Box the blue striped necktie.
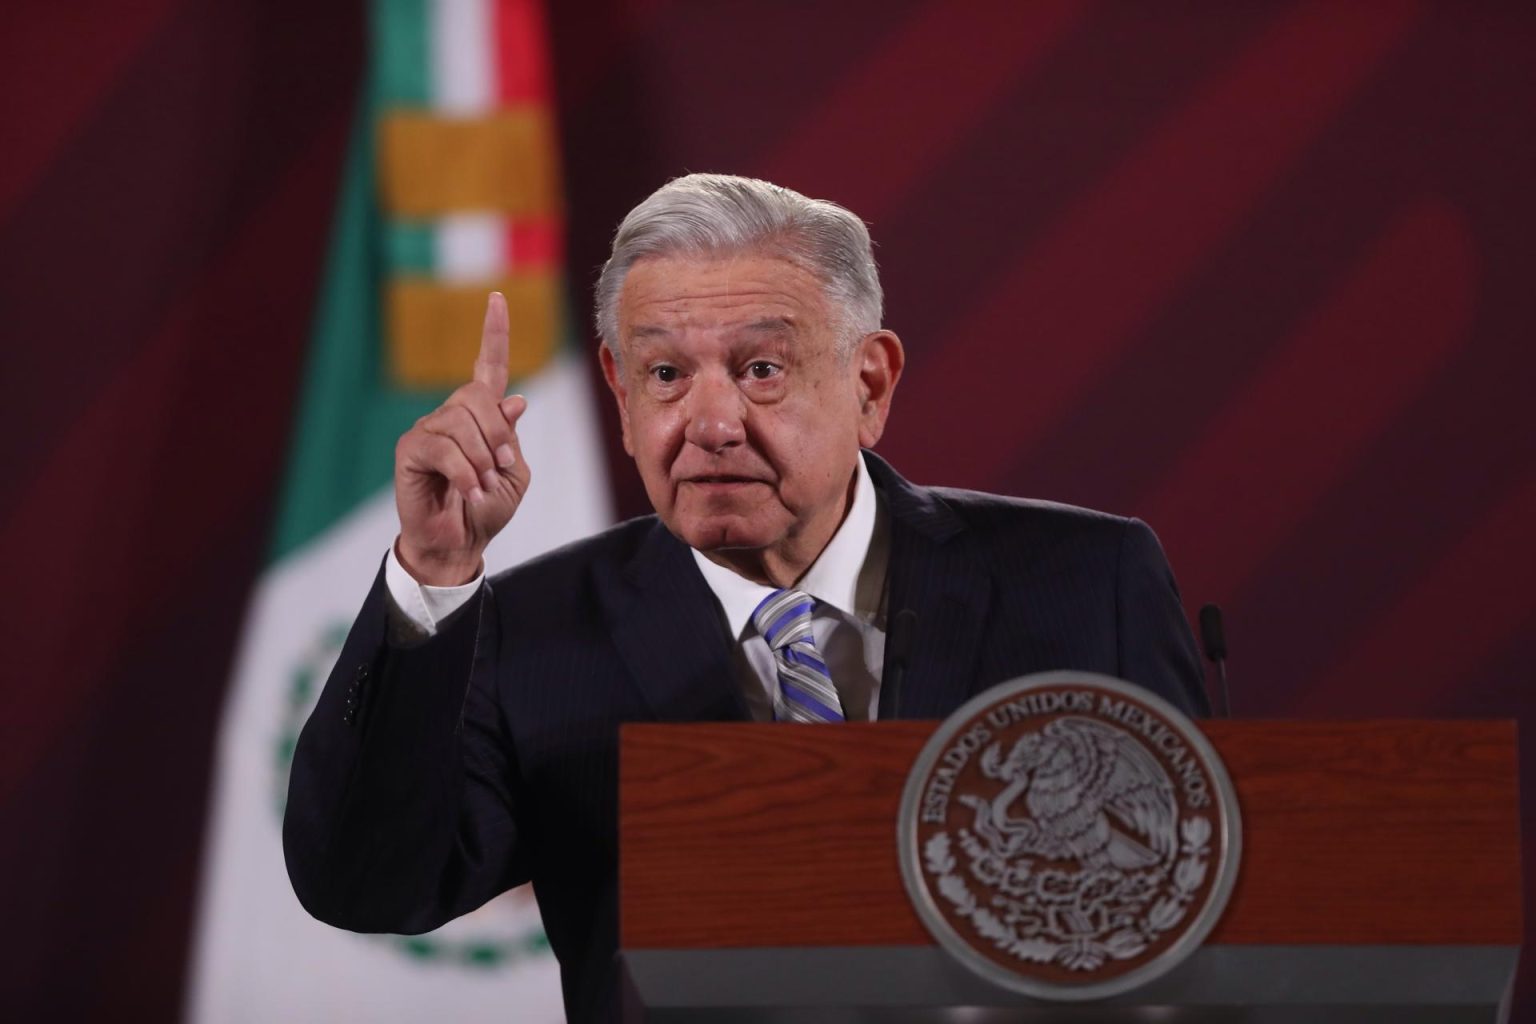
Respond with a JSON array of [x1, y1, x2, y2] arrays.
[[752, 588, 845, 723]]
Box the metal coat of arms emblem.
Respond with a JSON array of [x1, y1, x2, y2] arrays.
[[897, 672, 1241, 1000]]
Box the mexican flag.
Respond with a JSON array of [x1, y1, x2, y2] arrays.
[[186, 1, 606, 1019]]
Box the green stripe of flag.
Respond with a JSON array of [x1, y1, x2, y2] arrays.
[[385, 220, 436, 275], [373, 0, 431, 107]]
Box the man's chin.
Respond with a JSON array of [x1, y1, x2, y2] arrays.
[[668, 514, 779, 554]]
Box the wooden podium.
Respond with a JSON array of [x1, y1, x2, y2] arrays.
[[619, 720, 1521, 1022]]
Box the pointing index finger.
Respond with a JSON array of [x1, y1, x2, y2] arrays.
[[473, 291, 510, 396]]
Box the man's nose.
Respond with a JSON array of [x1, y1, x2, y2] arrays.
[[683, 371, 746, 453]]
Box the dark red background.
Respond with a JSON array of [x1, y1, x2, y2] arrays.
[[2, 1, 1530, 1018]]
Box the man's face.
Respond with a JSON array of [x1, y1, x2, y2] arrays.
[[599, 252, 901, 583]]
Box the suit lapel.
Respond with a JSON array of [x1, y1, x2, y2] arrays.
[[598, 520, 748, 723], [868, 454, 992, 720]]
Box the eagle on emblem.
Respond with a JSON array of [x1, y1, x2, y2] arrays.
[[959, 717, 1177, 872]]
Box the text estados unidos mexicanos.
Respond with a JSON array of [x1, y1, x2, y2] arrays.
[[920, 690, 1210, 825]]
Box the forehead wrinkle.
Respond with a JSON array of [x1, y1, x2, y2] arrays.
[[619, 255, 830, 350]]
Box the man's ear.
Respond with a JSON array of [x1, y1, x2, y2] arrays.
[[855, 330, 904, 448], [598, 342, 635, 456]]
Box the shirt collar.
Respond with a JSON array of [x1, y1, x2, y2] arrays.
[[691, 451, 880, 640]]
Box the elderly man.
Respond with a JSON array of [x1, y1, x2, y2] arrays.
[[284, 174, 1206, 1020]]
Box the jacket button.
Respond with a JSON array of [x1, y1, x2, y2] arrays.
[[344, 664, 368, 725]]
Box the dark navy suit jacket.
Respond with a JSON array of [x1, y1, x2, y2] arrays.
[[283, 453, 1207, 1021]]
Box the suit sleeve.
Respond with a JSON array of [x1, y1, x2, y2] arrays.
[[1114, 518, 1211, 717], [282, 561, 527, 934]]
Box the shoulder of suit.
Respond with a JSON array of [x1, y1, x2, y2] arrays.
[[485, 515, 662, 593], [916, 484, 1145, 552], [924, 484, 1132, 530], [868, 453, 1140, 546]]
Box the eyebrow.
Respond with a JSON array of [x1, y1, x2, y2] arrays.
[[628, 324, 674, 340], [734, 317, 797, 337]]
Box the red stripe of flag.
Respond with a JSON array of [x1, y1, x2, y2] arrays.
[[494, 0, 553, 105], [504, 216, 564, 270]]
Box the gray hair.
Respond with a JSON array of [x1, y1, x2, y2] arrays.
[[593, 173, 883, 357]]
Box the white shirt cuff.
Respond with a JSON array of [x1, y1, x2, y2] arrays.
[[384, 542, 484, 638]]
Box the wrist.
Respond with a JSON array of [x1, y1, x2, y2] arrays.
[[395, 536, 483, 587]]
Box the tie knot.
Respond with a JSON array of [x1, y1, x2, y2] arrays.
[[752, 588, 814, 651]]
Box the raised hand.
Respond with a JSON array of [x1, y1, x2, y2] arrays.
[[394, 293, 532, 585]]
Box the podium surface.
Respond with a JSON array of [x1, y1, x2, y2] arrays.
[[620, 720, 1520, 1021]]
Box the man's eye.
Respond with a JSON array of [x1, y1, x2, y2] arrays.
[[650, 365, 680, 383], [745, 362, 780, 380]]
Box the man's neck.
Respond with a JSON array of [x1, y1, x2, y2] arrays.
[[699, 466, 860, 588]]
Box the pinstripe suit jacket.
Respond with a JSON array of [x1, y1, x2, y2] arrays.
[[283, 453, 1206, 1020]]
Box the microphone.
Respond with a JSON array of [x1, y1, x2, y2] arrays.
[[1198, 603, 1231, 718], [882, 609, 918, 720]]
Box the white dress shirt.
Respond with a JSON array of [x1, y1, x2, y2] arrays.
[[383, 452, 892, 720]]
